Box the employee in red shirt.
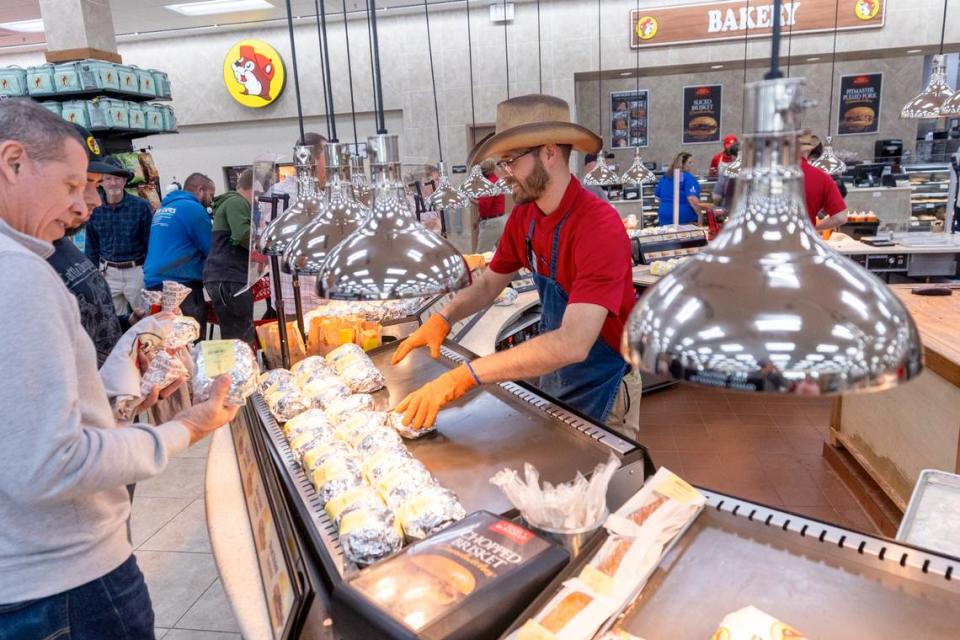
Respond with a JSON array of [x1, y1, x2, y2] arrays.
[[799, 132, 848, 231], [474, 159, 507, 252], [391, 94, 636, 431], [709, 134, 739, 177]]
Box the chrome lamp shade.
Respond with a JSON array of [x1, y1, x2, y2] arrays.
[[722, 153, 743, 178], [901, 55, 955, 119], [620, 147, 656, 186], [810, 136, 847, 176], [623, 77, 923, 395], [582, 152, 620, 186], [459, 164, 498, 200], [258, 144, 326, 256], [428, 162, 469, 209]]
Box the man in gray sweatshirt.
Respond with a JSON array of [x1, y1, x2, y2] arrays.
[[0, 99, 240, 639]]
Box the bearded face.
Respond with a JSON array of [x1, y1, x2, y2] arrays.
[[505, 155, 551, 204]]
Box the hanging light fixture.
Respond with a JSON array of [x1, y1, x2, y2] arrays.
[[583, 0, 617, 187], [902, 0, 953, 118], [723, 0, 752, 180], [623, 0, 923, 395], [457, 0, 497, 201], [620, 0, 653, 188], [810, 0, 846, 175], [283, 142, 369, 275], [316, 1, 469, 301], [420, 0, 469, 212]]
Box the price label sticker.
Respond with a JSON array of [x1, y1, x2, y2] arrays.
[[655, 473, 702, 504], [201, 340, 236, 378]]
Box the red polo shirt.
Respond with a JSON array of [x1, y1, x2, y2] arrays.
[[477, 172, 505, 219], [801, 158, 847, 226], [489, 176, 636, 351]]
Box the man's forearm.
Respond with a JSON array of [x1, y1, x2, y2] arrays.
[[469, 327, 584, 384], [440, 269, 513, 324], [816, 210, 848, 231]]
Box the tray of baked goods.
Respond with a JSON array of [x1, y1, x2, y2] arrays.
[[247, 338, 648, 583]]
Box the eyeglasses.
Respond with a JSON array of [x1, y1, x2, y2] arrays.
[[495, 146, 541, 172]]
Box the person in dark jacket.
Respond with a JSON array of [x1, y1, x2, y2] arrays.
[[143, 173, 214, 335], [203, 169, 255, 343]]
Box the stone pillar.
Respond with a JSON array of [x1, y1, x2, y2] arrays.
[[39, 0, 121, 63]]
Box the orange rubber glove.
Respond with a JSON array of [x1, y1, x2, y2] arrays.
[[396, 363, 479, 430], [464, 254, 486, 271], [391, 313, 450, 364]]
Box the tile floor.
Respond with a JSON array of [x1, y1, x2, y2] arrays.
[[130, 436, 243, 640], [636, 384, 879, 535]]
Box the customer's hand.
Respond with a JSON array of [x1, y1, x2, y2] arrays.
[[390, 314, 451, 364], [175, 375, 240, 444], [134, 374, 187, 414]]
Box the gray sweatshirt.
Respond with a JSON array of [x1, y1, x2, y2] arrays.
[[0, 218, 191, 604]]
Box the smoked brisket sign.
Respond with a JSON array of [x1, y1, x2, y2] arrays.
[[631, 0, 885, 49]]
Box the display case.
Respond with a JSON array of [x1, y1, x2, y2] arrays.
[[630, 225, 708, 265], [904, 163, 950, 231]]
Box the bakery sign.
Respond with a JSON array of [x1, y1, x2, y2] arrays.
[[222, 39, 286, 108], [631, 0, 885, 48]]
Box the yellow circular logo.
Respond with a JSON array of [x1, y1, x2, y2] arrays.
[[86, 135, 100, 156], [223, 39, 286, 108], [854, 0, 880, 20], [636, 16, 659, 40]]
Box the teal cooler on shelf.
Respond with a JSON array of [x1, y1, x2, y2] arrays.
[[159, 104, 177, 131], [40, 101, 62, 117], [87, 60, 120, 91], [85, 98, 108, 130], [0, 67, 28, 96], [52, 62, 88, 93], [26, 65, 56, 96], [143, 103, 164, 131], [61, 100, 91, 128], [151, 69, 172, 99], [128, 103, 146, 130], [100, 97, 130, 129], [116, 65, 138, 95], [131, 66, 156, 97]]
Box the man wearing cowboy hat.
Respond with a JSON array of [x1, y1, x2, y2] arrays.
[[392, 94, 637, 435]]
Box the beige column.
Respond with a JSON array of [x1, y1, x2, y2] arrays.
[[39, 0, 120, 63]]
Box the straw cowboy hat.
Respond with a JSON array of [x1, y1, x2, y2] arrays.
[[467, 94, 602, 167]]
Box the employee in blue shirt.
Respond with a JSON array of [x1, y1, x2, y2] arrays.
[[654, 152, 704, 226], [143, 172, 214, 336]]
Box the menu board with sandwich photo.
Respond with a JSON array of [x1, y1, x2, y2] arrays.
[[611, 89, 649, 149], [838, 72, 882, 136], [682, 84, 722, 144]]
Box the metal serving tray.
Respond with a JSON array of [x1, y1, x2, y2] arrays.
[[253, 340, 646, 582], [605, 491, 960, 639], [898, 469, 960, 560]]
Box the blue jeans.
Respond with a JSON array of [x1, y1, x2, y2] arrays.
[[0, 555, 154, 640]]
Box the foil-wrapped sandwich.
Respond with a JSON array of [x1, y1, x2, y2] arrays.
[[374, 459, 437, 508], [339, 506, 404, 565], [396, 486, 466, 540], [325, 394, 375, 424], [258, 369, 294, 395], [336, 411, 387, 447], [281, 408, 335, 440], [161, 281, 192, 312], [291, 355, 333, 383], [387, 410, 436, 440], [310, 455, 365, 505], [288, 429, 335, 459], [140, 350, 189, 398], [326, 343, 366, 369], [325, 486, 385, 526], [301, 440, 354, 473], [300, 372, 352, 409], [353, 427, 404, 458], [264, 383, 310, 422], [337, 358, 386, 394], [362, 446, 414, 484], [164, 316, 200, 349], [192, 340, 258, 406]]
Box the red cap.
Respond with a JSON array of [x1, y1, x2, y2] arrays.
[[723, 134, 738, 149]]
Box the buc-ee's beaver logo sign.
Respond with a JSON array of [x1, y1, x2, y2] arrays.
[[854, 0, 880, 20], [223, 40, 286, 108], [635, 16, 658, 41]]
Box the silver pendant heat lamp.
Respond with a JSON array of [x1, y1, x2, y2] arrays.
[[258, 144, 327, 257], [428, 162, 469, 209], [283, 142, 369, 275], [901, 55, 955, 119], [810, 136, 847, 176], [620, 147, 656, 186], [583, 152, 619, 186], [624, 77, 922, 395], [722, 153, 743, 178], [459, 164, 498, 200], [316, 134, 471, 300], [938, 81, 960, 117]]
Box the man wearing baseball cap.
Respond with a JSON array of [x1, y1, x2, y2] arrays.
[[709, 134, 739, 177], [391, 94, 639, 437], [46, 124, 130, 367]]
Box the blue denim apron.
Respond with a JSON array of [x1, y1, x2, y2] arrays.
[[527, 212, 628, 422]]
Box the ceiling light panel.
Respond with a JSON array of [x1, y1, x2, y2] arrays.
[[0, 19, 44, 33], [165, 0, 274, 16]]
